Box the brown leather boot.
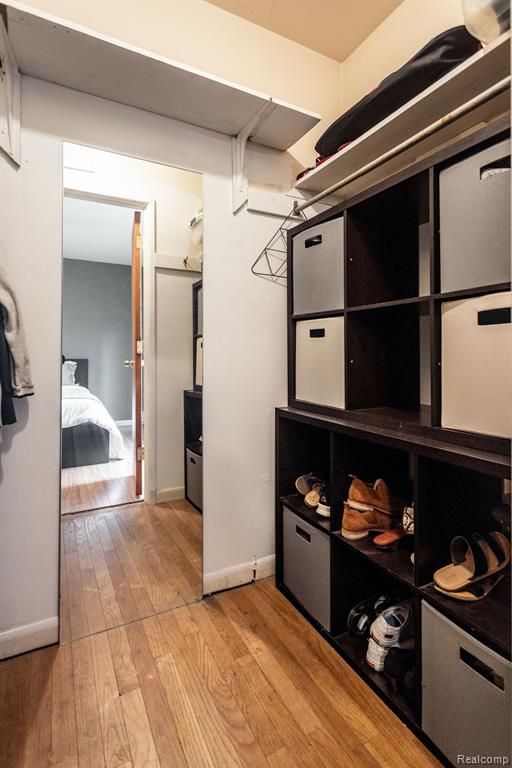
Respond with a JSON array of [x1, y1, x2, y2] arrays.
[[341, 502, 395, 540], [347, 475, 402, 515]]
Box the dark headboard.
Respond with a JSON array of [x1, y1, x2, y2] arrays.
[[63, 357, 88, 388]]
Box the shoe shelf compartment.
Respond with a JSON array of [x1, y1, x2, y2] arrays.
[[330, 545, 419, 725], [275, 407, 511, 748], [287, 120, 511, 458]]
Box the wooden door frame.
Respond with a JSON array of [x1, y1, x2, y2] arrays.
[[62, 188, 157, 504]]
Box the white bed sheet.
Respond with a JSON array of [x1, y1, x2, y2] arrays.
[[62, 385, 127, 460]]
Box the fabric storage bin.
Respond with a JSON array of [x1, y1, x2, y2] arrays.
[[422, 602, 511, 764], [292, 217, 344, 316], [440, 138, 511, 293], [441, 292, 512, 438], [282, 506, 331, 630], [186, 448, 202, 510], [295, 317, 345, 408], [195, 336, 203, 387]]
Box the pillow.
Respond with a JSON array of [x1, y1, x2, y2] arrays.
[[62, 360, 77, 385]]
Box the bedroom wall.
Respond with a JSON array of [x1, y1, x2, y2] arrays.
[[62, 258, 132, 421], [0, 75, 287, 657], [341, 0, 465, 110], [16, 0, 343, 167]]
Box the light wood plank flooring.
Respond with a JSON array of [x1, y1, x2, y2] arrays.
[[61, 427, 140, 515], [60, 500, 203, 643], [0, 577, 440, 768]]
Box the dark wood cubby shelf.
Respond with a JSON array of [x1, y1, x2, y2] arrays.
[[280, 494, 331, 533], [277, 116, 511, 766], [332, 531, 415, 588], [331, 632, 417, 724]]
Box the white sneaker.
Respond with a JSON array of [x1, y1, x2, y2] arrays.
[[366, 637, 389, 671], [370, 604, 410, 648]]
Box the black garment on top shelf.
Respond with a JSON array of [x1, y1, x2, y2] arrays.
[[0, 304, 16, 426]]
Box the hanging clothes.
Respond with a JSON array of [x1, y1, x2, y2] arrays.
[[0, 304, 16, 426], [0, 263, 34, 397]]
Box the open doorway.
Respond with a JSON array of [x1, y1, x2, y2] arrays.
[[60, 197, 143, 514], [59, 143, 204, 643]]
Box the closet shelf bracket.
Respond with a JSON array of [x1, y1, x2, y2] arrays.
[[0, 13, 21, 166], [231, 100, 276, 214]]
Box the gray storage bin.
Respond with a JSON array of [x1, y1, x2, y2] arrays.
[[440, 138, 511, 293], [422, 602, 511, 765], [292, 217, 344, 316], [186, 448, 202, 510], [283, 506, 331, 630], [295, 317, 345, 409]]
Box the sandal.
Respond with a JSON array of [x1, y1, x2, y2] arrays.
[[434, 572, 505, 602], [433, 531, 510, 592]]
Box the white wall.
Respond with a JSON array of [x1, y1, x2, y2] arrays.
[[0, 75, 287, 656], [341, 0, 465, 110], [62, 144, 203, 497]]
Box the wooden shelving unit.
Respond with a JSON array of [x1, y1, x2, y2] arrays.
[[276, 116, 511, 765], [295, 33, 510, 200]]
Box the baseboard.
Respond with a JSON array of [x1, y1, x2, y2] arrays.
[[0, 616, 59, 660], [203, 553, 276, 596], [115, 419, 132, 427], [155, 486, 185, 503]]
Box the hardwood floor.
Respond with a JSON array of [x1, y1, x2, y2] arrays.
[[60, 500, 203, 643], [61, 427, 140, 515], [0, 577, 440, 768]]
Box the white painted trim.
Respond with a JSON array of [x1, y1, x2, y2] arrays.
[[0, 14, 21, 165], [255, 554, 275, 580], [0, 616, 58, 659], [155, 486, 185, 504], [142, 200, 157, 506], [203, 553, 275, 595], [115, 419, 132, 427]]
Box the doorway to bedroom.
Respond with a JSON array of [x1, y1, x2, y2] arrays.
[[60, 196, 143, 514]]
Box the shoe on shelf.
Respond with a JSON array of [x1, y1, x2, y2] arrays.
[[402, 504, 415, 534], [372, 528, 407, 550], [370, 604, 411, 648], [295, 472, 324, 496], [347, 475, 403, 515], [341, 503, 395, 540], [347, 593, 396, 637], [304, 483, 326, 508], [316, 498, 331, 518], [366, 637, 389, 671]]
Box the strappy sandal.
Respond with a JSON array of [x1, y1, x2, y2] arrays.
[[433, 531, 510, 592], [434, 572, 505, 602], [304, 483, 326, 508]]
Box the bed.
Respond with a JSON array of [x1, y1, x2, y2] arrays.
[[61, 358, 127, 469]]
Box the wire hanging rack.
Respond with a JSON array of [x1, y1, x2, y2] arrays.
[[250, 206, 309, 285]]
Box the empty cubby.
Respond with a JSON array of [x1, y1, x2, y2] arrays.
[[346, 171, 430, 307], [346, 302, 431, 416]]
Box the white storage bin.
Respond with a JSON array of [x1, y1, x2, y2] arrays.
[[442, 292, 511, 438], [295, 317, 345, 408], [422, 602, 511, 765], [440, 139, 511, 293], [195, 336, 203, 387], [292, 217, 344, 316]]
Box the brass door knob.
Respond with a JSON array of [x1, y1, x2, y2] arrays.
[[124, 360, 135, 368]]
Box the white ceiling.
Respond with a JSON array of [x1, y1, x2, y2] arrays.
[[206, 0, 402, 62], [63, 197, 136, 266]]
